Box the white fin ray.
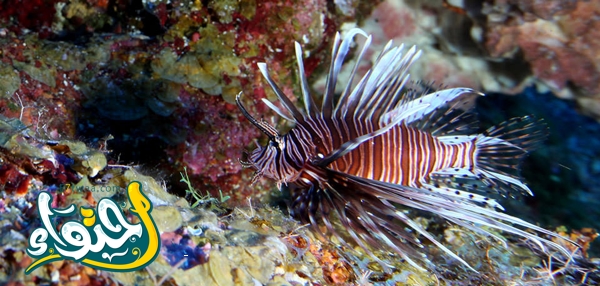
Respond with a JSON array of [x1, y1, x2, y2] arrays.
[[257, 63, 304, 122], [355, 45, 421, 121], [388, 185, 574, 258], [322, 29, 369, 115], [476, 135, 523, 150], [333, 35, 372, 117], [294, 42, 318, 116], [356, 44, 402, 109], [361, 70, 411, 122], [342, 42, 391, 117], [421, 183, 504, 210], [393, 209, 476, 272], [261, 98, 294, 122], [477, 169, 533, 196], [382, 88, 482, 125], [354, 45, 404, 119]]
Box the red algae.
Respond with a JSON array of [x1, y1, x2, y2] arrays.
[[0, 0, 57, 35], [0, 163, 31, 195], [168, 87, 261, 182]]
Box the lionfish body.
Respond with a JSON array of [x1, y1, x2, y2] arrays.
[[237, 28, 576, 270]]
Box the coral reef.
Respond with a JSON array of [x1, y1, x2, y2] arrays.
[[478, 1, 600, 115], [0, 0, 599, 284], [351, 0, 600, 121]]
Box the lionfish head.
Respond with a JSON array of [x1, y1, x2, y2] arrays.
[[235, 93, 298, 184]]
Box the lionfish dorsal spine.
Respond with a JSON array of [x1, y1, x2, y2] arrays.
[[260, 98, 294, 122], [333, 35, 372, 117], [320, 32, 341, 117], [257, 63, 303, 123], [294, 42, 319, 117]]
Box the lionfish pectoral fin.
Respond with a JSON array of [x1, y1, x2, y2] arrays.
[[314, 105, 426, 167], [326, 168, 577, 270], [317, 184, 401, 271], [312, 171, 427, 270], [320, 169, 472, 271], [288, 165, 427, 270]]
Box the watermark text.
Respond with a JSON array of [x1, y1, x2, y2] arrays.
[[57, 184, 121, 193]]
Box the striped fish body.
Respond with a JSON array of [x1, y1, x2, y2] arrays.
[[237, 28, 577, 271], [290, 114, 497, 208], [320, 122, 475, 187]]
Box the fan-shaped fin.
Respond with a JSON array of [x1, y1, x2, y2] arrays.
[[409, 94, 480, 136], [382, 88, 482, 126]]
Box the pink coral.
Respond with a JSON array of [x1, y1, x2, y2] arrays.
[[167, 87, 261, 183], [483, 1, 600, 115]]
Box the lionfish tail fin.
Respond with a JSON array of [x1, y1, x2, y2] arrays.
[[478, 115, 547, 152], [474, 116, 548, 197]]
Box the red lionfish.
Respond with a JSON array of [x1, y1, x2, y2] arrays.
[[236, 28, 577, 270]]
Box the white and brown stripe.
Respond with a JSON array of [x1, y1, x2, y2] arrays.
[[292, 118, 477, 188]]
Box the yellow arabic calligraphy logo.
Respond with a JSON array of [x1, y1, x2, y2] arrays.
[[25, 181, 161, 274]]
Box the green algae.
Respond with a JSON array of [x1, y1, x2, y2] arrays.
[[12, 60, 56, 88], [63, 0, 113, 31], [151, 24, 242, 101], [76, 151, 107, 177], [57, 139, 88, 155], [0, 62, 20, 99], [0, 116, 54, 160], [151, 205, 184, 233], [208, 0, 239, 23], [15, 35, 111, 73], [152, 48, 222, 93], [239, 0, 257, 19]]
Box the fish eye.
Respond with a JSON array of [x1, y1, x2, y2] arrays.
[[269, 140, 279, 149]]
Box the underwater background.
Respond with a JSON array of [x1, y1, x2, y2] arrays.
[[0, 0, 599, 284]]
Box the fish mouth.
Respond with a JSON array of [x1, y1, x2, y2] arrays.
[[238, 150, 255, 169]]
